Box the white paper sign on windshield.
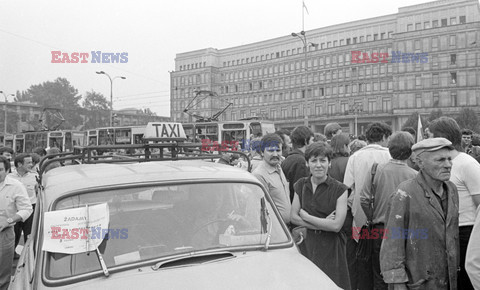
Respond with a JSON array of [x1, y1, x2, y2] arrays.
[[42, 203, 110, 254]]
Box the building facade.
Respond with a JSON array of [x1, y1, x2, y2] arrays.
[[170, 0, 480, 134]]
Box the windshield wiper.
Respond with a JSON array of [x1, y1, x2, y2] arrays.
[[151, 252, 235, 271], [85, 204, 110, 277]]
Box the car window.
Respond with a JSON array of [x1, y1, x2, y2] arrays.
[[45, 182, 288, 279]]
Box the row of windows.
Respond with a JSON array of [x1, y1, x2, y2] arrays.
[[219, 78, 394, 98], [177, 17, 467, 73], [397, 31, 477, 52], [398, 71, 480, 88], [225, 98, 393, 121], [219, 15, 468, 68], [406, 15, 466, 31], [397, 90, 477, 109], [219, 32, 396, 68], [217, 49, 476, 83], [172, 64, 478, 103], [179, 61, 207, 71]]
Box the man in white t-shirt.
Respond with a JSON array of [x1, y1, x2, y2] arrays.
[[429, 117, 480, 290], [344, 122, 392, 290]]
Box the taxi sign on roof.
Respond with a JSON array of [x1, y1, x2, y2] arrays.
[[144, 122, 187, 141]]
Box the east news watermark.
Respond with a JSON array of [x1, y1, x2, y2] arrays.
[[201, 139, 281, 152], [51, 51, 128, 63], [51, 227, 128, 240], [352, 227, 428, 240], [351, 51, 429, 64]]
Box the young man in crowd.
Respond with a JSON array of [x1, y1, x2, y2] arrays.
[[281, 126, 314, 203], [344, 122, 392, 290], [0, 156, 32, 290], [9, 154, 37, 253], [360, 131, 417, 289], [252, 133, 291, 225]]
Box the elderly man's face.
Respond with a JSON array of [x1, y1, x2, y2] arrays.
[[418, 148, 453, 181]]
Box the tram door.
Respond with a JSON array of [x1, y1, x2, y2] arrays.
[[48, 132, 64, 151], [14, 134, 25, 153]]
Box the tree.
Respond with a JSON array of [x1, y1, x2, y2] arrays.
[[455, 108, 480, 132], [401, 112, 426, 132], [83, 90, 110, 110], [0, 108, 21, 133], [21, 77, 83, 129], [82, 91, 110, 129], [427, 109, 443, 122]]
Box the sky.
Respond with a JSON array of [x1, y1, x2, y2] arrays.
[[0, 0, 436, 117]]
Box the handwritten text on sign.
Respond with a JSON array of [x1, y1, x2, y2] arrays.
[[42, 203, 110, 254]]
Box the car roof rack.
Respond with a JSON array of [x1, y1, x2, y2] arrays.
[[37, 142, 252, 184]]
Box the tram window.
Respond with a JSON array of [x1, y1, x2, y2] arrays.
[[99, 130, 114, 145], [134, 134, 143, 144], [250, 122, 263, 137], [115, 129, 131, 144], [88, 136, 97, 146]]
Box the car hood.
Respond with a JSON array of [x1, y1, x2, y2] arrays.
[[44, 249, 340, 290]]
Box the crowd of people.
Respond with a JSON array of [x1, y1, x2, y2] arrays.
[[2, 118, 480, 289], [247, 117, 480, 290], [0, 145, 59, 290]]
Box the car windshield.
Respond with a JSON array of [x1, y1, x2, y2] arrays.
[[46, 182, 289, 279]]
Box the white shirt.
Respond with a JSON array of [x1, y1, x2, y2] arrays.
[[466, 207, 480, 289], [344, 144, 391, 229], [9, 170, 38, 205], [450, 152, 480, 226], [0, 175, 33, 222]]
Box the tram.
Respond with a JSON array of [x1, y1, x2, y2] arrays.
[[88, 126, 146, 146], [17, 130, 86, 153], [183, 119, 275, 150]]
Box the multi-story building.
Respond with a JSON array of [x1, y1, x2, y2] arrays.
[[170, 0, 480, 134]]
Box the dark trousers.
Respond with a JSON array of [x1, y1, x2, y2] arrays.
[[372, 224, 388, 290], [459, 225, 474, 290], [357, 255, 373, 290], [344, 207, 373, 290], [344, 209, 358, 289], [0, 227, 14, 290], [14, 203, 35, 248]]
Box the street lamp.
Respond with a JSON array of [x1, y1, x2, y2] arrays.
[[96, 71, 126, 127], [291, 31, 317, 127], [0, 91, 15, 141], [348, 103, 364, 137]]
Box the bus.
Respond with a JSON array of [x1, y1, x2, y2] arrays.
[[91, 126, 146, 146], [183, 119, 276, 150]]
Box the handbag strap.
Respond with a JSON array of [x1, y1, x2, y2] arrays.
[[367, 163, 379, 223]]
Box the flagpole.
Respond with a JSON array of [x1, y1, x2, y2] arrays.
[[416, 114, 423, 143], [302, 0, 305, 31]]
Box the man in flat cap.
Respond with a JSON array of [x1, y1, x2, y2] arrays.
[[380, 138, 459, 290]]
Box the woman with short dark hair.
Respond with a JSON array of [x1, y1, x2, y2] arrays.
[[290, 142, 350, 290]]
